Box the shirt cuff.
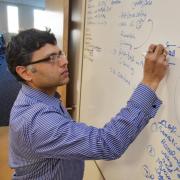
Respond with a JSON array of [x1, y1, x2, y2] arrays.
[[129, 83, 162, 117]]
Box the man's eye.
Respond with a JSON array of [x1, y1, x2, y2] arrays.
[[49, 55, 55, 60]]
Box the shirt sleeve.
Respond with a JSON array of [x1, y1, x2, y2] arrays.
[[30, 83, 162, 160]]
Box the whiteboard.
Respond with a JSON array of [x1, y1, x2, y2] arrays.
[[79, 0, 180, 179]]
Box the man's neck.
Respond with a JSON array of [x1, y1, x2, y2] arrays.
[[26, 82, 57, 96]]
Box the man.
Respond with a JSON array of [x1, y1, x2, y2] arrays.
[[6, 28, 168, 180]]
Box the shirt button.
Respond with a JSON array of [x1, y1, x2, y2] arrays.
[[152, 105, 157, 108]]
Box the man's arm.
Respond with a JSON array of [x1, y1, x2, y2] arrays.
[[29, 44, 168, 160]]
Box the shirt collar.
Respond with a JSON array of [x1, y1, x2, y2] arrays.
[[21, 84, 61, 108]]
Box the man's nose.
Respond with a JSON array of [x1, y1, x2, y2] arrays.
[[59, 56, 68, 66]]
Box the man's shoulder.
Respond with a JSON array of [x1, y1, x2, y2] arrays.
[[10, 90, 49, 126]]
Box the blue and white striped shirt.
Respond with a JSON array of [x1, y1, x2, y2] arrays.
[[9, 83, 161, 180]]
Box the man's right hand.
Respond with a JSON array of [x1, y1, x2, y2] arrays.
[[142, 44, 169, 91]]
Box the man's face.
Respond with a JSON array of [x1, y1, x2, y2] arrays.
[[27, 43, 69, 93]]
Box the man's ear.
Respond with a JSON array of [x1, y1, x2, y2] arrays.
[[16, 66, 33, 82]]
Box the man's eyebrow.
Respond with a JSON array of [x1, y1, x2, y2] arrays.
[[45, 50, 62, 57]]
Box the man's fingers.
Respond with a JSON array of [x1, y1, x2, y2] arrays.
[[147, 44, 156, 53], [154, 44, 165, 56], [163, 49, 168, 57], [146, 44, 168, 65]]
